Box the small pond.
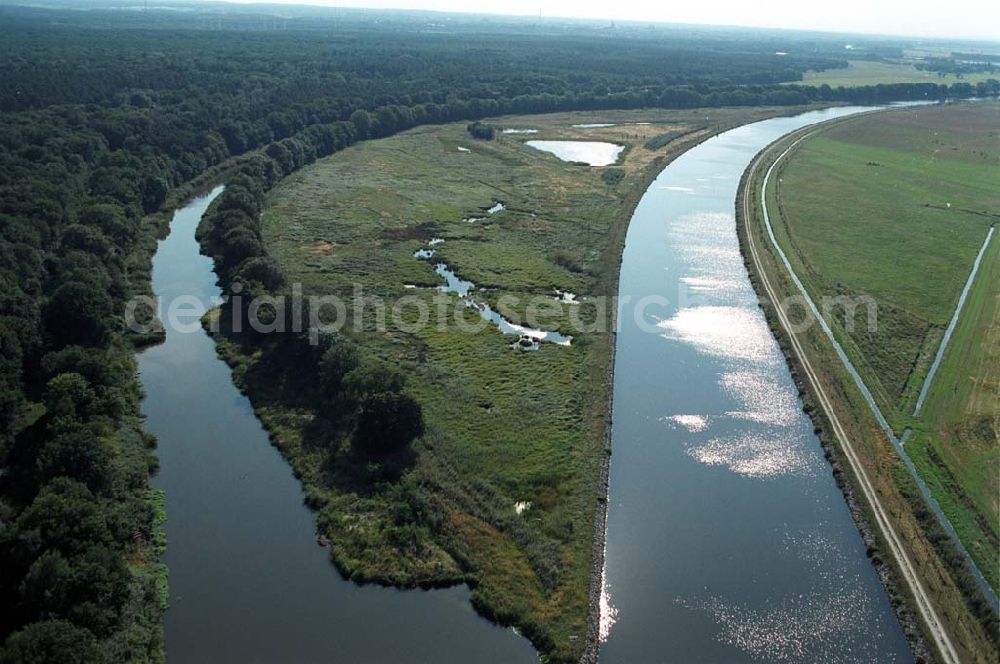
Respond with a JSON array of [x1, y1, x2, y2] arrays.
[[526, 140, 625, 166]]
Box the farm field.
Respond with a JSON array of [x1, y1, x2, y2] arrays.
[[907, 234, 999, 594], [794, 59, 1000, 86], [767, 101, 1000, 592], [218, 105, 801, 661]]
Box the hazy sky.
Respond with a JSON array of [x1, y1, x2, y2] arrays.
[[227, 0, 1000, 41]]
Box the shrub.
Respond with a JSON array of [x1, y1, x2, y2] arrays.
[[319, 338, 360, 399], [644, 130, 686, 150], [466, 121, 496, 140], [601, 168, 625, 186], [35, 428, 114, 495], [342, 358, 405, 403], [0, 619, 100, 664], [353, 392, 424, 455]]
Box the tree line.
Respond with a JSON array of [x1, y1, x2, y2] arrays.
[[197, 170, 425, 459]]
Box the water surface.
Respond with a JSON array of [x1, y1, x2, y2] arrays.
[[526, 140, 624, 166], [139, 187, 538, 663], [601, 107, 911, 662]]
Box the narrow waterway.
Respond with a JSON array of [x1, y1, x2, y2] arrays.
[[138, 187, 537, 662], [601, 107, 912, 662], [412, 238, 572, 348]]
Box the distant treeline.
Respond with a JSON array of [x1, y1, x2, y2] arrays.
[[917, 56, 999, 76], [951, 52, 1000, 64], [0, 6, 998, 659]]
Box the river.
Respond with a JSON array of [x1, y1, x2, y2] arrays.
[[138, 187, 537, 662], [600, 107, 912, 662], [140, 107, 916, 663]]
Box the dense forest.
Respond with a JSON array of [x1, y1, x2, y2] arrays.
[[0, 3, 997, 660]]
